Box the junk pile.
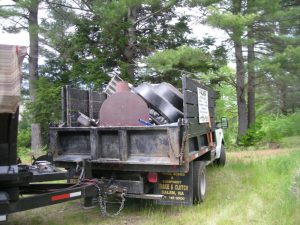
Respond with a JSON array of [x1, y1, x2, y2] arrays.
[[76, 75, 184, 127]]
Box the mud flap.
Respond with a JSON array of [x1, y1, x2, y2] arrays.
[[0, 192, 9, 224], [155, 163, 193, 205]]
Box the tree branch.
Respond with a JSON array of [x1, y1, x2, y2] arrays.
[[79, 0, 94, 13], [45, 0, 90, 12], [134, 3, 173, 25], [6, 17, 27, 29], [0, 5, 16, 7]]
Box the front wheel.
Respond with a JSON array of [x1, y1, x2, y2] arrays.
[[215, 144, 226, 167], [193, 161, 207, 203]]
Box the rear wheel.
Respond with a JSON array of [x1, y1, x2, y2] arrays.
[[215, 144, 226, 166], [193, 161, 206, 203]]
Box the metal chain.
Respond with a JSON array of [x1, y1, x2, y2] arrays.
[[167, 128, 187, 159], [179, 131, 188, 160], [78, 166, 126, 217], [94, 182, 126, 217]]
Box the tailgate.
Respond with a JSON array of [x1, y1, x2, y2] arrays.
[[50, 125, 182, 166]]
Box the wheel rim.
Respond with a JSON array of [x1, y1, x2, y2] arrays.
[[200, 170, 206, 196]]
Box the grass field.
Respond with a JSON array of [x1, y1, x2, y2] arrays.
[[9, 145, 300, 225]]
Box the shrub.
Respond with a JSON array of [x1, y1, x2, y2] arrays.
[[238, 112, 300, 147], [260, 112, 300, 143], [17, 128, 31, 160], [239, 121, 266, 146], [18, 128, 31, 148]]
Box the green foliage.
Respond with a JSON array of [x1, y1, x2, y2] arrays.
[[41, 0, 194, 82], [207, 7, 256, 40], [17, 128, 31, 148], [147, 46, 214, 73], [238, 112, 300, 146], [27, 77, 61, 143], [259, 46, 300, 78], [239, 121, 266, 147], [212, 67, 237, 146], [17, 128, 31, 161], [143, 45, 227, 87], [189, 0, 300, 143], [0, 0, 38, 33], [260, 113, 300, 143], [254, 7, 300, 115], [18, 147, 31, 161], [18, 110, 31, 131], [2, 0, 299, 150]]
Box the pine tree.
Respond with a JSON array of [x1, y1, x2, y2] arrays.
[[42, 0, 194, 84], [0, 0, 43, 152], [189, 0, 300, 143], [252, 0, 300, 115], [190, 0, 255, 141]]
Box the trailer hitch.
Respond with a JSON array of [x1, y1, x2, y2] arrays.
[[80, 160, 127, 216], [94, 179, 127, 217]]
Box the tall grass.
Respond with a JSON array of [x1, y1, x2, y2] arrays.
[[143, 151, 300, 225], [9, 150, 300, 225]]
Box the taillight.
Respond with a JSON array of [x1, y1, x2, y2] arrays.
[[147, 172, 158, 183]]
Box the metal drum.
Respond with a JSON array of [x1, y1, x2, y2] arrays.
[[154, 82, 183, 112], [134, 83, 183, 123]]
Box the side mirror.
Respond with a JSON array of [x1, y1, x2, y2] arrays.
[[216, 117, 228, 129]]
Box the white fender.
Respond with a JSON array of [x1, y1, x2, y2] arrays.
[[215, 128, 224, 158]]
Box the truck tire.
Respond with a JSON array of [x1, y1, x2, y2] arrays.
[[193, 161, 206, 203], [215, 144, 226, 167]]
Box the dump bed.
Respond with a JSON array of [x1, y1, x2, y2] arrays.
[[50, 125, 181, 165], [50, 77, 216, 172]]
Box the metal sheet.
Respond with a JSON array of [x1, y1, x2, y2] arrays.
[[99, 92, 149, 126]]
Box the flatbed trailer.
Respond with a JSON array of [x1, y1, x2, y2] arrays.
[[0, 109, 103, 224], [0, 45, 99, 224]]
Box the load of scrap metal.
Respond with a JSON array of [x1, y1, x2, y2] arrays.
[[78, 75, 183, 127], [0, 45, 27, 113]]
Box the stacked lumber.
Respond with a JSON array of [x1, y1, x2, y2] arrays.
[[0, 45, 27, 113]]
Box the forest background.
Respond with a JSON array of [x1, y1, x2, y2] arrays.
[[0, 0, 300, 153]]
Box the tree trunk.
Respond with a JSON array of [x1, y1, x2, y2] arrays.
[[28, 1, 42, 152], [278, 82, 288, 115], [124, 6, 138, 81], [235, 41, 248, 141], [232, 0, 248, 143], [247, 28, 256, 127], [246, 0, 255, 127]]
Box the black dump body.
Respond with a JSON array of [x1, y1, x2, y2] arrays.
[[0, 111, 20, 202], [50, 77, 217, 173]]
